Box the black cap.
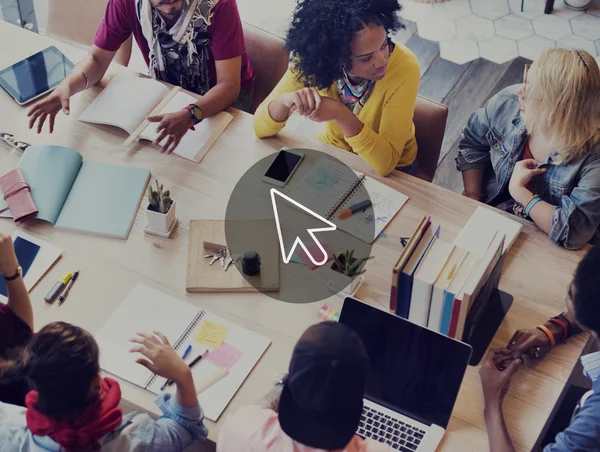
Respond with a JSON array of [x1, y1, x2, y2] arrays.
[[279, 322, 369, 449]]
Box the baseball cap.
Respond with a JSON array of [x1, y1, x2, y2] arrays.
[[279, 322, 370, 449]]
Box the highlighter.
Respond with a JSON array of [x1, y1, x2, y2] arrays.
[[337, 199, 373, 220], [45, 272, 72, 304]]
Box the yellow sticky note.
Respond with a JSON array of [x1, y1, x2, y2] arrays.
[[194, 320, 229, 348]]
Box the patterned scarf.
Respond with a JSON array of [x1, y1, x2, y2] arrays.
[[336, 69, 375, 116], [137, 0, 217, 95]]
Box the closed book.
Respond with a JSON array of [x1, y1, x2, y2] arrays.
[[445, 253, 480, 338], [408, 238, 453, 326], [396, 224, 440, 318], [455, 206, 522, 255], [389, 216, 430, 311], [428, 247, 468, 332], [440, 253, 479, 336]]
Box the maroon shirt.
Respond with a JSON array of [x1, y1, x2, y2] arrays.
[[0, 303, 33, 406], [93, 0, 255, 91]]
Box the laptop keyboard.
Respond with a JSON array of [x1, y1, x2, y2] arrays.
[[357, 405, 425, 451]]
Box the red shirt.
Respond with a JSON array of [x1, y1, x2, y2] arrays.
[[93, 0, 255, 91]]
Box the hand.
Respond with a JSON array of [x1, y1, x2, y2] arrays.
[[507, 328, 552, 360], [307, 97, 344, 123], [280, 87, 322, 117], [129, 331, 191, 383], [147, 109, 194, 154], [480, 349, 522, 409], [0, 233, 18, 277], [508, 159, 545, 200], [27, 83, 71, 134]]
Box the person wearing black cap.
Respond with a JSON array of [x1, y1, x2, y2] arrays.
[[218, 322, 388, 451]]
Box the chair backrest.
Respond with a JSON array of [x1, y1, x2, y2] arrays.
[[412, 96, 449, 183], [242, 22, 288, 114]]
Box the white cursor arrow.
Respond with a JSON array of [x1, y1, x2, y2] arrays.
[[270, 188, 337, 267]]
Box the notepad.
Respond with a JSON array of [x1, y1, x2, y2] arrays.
[[290, 157, 408, 243], [95, 284, 271, 421], [194, 320, 229, 348], [0, 145, 149, 239], [79, 76, 233, 163]]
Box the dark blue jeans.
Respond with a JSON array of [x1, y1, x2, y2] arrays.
[[396, 159, 419, 177]]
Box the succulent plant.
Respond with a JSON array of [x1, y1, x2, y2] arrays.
[[147, 179, 173, 214], [332, 249, 374, 277]]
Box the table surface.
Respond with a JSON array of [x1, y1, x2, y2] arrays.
[[0, 21, 588, 451]]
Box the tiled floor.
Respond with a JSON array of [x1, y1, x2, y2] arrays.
[[401, 0, 600, 65]]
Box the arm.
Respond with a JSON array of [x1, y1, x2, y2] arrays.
[[485, 404, 517, 452], [342, 53, 420, 176], [0, 234, 33, 330], [193, 56, 242, 117]]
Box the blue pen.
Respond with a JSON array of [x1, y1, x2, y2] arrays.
[[161, 345, 193, 391]]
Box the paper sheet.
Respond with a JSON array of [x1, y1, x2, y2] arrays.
[[194, 320, 229, 348], [206, 342, 244, 370]]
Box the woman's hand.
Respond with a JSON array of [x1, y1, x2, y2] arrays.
[[129, 331, 191, 384], [507, 328, 552, 360], [480, 349, 522, 410], [508, 159, 545, 202], [147, 110, 194, 154], [280, 87, 322, 117], [0, 233, 18, 277], [27, 83, 71, 134], [307, 97, 344, 123]]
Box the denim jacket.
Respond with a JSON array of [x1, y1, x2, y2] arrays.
[[0, 393, 208, 451], [456, 85, 600, 250]]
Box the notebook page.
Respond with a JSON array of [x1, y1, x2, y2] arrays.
[[333, 176, 408, 243], [139, 91, 233, 163], [95, 284, 201, 390], [79, 76, 168, 134]]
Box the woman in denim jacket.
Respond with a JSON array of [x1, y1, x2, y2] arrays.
[[0, 321, 208, 451], [457, 48, 600, 250]]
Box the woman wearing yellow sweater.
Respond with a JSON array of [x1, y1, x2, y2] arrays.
[[253, 0, 420, 177]]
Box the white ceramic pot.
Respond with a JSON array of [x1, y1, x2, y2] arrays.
[[146, 201, 176, 233], [564, 0, 591, 10]]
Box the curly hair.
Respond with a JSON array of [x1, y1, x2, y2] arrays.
[[286, 0, 404, 89]]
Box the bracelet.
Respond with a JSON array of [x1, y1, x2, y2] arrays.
[[524, 195, 542, 216], [548, 319, 568, 342], [74, 68, 89, 90], [463, 191, 483, 201], [537, 324, 556, 347], [553, 313, 573, 338]]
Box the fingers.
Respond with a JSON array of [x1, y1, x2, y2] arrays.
[[135, 358, 157, 373], [37, 113, 48, 134], [521, 158, 540, 168], [153, 331, 170, 345], [292, 91, 305, 116], [137, 332, 161, 344], [154, 130, 169, 147], [505, 358, 523, 377], [49, 113, 56, 134], [305, 89, 315, 114], [166, 136, 180, 154], [311, 88, 322, 113], [147, 115, 163, 123], [129, 344, 153, 359], [61, 97, 70, 115], [162, 136, 175, 154], [530, 168, 546, 176], [28, 109, 43, 130]]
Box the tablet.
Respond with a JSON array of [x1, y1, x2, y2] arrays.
[[0, 46, 75, 105]]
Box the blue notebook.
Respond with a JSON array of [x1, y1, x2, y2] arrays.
[[0, 145, 149, 239]]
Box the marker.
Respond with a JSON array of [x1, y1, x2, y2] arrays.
[[44, 272, 72, 304], [181, 344, 193, 360], [162, 350, 209, 390], [58, 269, 79, 303], [337, 199, 372, 219]]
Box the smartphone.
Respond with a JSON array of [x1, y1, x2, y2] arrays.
[[0, 236, 40, 297], [262, 149, 305, 187]]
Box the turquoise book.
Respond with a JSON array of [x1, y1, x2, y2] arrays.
[[0, 145, 149, 239]]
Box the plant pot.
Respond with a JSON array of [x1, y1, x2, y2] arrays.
[[146, 201, 176, 234], [327, 271, 364, 296]]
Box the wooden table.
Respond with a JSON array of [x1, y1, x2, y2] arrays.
[[0, 21, 588, 451]]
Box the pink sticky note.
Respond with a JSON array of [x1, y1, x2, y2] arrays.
[[297, 245, 333, 270], [206, 342, 243, 370]]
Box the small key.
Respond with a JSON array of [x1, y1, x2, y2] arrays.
[[209, 255, 220, 265], [224, 256, 233, 271]]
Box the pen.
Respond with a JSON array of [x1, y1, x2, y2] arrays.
[[58, 269, 79, 303], [44, 272, 72, 304], [337, 199, 372, 220], [160, 344, 200, 391]]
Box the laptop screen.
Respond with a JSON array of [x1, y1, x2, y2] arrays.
[[339, 298, 472, 428]]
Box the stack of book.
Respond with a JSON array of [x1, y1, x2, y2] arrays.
[[389, 207, 522, 342]]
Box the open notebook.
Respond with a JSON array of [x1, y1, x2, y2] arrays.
[[79, 76, 233, 163], [95, 284, 271, 421], [0, 145, 149, 239], [289, 157, 408, 243]]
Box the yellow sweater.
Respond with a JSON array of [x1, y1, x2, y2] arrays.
[[253, 43, 420, 176]]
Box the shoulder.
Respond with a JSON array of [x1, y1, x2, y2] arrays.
[[486, 85, 521, 117], [0, 402, 29, 444], [385, 43, 420, 83], [210, 0, 240, 17], [219, 405, 281, 443]]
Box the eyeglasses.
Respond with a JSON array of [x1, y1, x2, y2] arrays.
[[523, 63, 531, 95], [0, 133, 30, 152]]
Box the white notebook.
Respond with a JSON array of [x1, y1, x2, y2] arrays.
[[95, 284, 271, 421], [79, 76, 233, 163]]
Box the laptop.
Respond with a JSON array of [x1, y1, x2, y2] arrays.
[[339, 297, 472, 451]]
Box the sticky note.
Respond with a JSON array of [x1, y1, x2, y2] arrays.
[[297, 244, 333, 270], [206, 342, 243, 370], [194, 320, 229, 348]]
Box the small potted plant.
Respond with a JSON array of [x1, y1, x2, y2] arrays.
[[145, 179, 176, 235], [328, 249, 374, 295]]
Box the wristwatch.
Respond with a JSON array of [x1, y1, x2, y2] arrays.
[[3, 265, 22, 281], [185, 104, 204, 125]]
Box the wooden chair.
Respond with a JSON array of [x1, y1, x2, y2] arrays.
[[242, 22, 288, 114], [412, 95, 449, 183]]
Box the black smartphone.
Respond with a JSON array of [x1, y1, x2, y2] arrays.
[[0, 236, 40, 297]]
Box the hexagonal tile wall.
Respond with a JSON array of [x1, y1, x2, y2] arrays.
[[494, 14, 535, 40], [433, 0, 473, 20], [557, 35, 599, 56], [440, 37, 480, 64], [517, 35, 556, 60], [532, 14, 572, 40], [479, 36, 519, 63], [570, 14, 600, 41], [470, 0, 510, 20], [456, 15, 495, 41]]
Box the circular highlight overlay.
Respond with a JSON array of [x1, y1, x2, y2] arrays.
[[225, 149, 375, 304]]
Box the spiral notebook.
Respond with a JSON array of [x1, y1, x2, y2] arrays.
[[95, 284, 271, 421], [291, 157, 408, 243]]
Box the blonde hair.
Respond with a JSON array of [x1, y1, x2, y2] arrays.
[[522, 48, 600, 162]]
